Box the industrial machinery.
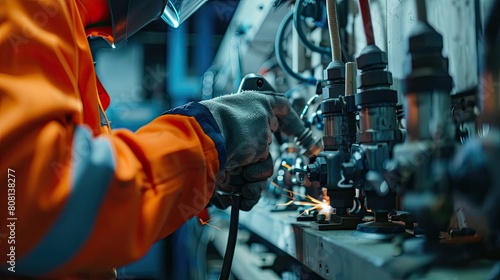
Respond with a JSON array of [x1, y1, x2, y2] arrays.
[[207, 0, 500, 279]]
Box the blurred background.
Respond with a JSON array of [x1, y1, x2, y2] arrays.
[[90, 1, 239, 131]]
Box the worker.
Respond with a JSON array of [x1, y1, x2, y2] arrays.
[[0, 0, 292, 277]]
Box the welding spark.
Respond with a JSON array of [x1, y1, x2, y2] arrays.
[[198, 218, 222, 231], [270, 180, 306, 199], [270, 180, 331, 218]]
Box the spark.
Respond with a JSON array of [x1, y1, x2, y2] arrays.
[[280, 193, 292, 199], [270, 180, 307, 199], [297, 203, 326, 217], [198, 218, 222, 231], [270, 180, 331, 218], [275, 200, 295, 207]]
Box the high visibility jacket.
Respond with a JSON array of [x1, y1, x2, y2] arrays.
[[0, 0, 225, 277]]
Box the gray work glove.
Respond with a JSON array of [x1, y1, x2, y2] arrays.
[[210, 155, 274, 211], [201, 91, 292, 211]]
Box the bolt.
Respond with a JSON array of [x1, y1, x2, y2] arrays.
[[256, 78, 264, 89]]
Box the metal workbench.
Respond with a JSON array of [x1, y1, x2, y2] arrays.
[[219, 203, 499, 280]]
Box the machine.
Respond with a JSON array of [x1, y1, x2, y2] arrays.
[[205, 0, 500, 279]]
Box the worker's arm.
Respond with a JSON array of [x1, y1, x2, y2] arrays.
[[0, 0, 223, 276]]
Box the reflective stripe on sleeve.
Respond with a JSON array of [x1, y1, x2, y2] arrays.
[[16, 126, 116, 275]]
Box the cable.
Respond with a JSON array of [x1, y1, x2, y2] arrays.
[[358, 0, 375, 45], [219, 195, 240, 280], [337, 172, 354, 188], [294, 0, 331, 56], [300, 95, 319, 120], [326, 0, 342, 62], [275, 11, 317, 84]]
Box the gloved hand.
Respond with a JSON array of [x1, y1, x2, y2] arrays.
[[201, 91, 291, 169], [201, 91, 292, 210], [210, 155, 274, 211]]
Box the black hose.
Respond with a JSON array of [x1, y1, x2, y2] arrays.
[[294, 0, 332, 56], [219, 195, 241, 280], [275, 11, 317, 84]]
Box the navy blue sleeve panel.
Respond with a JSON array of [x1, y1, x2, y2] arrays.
[[164, 102, 227, 171]]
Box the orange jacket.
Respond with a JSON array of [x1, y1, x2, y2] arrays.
[[0, 0, 225, 277]]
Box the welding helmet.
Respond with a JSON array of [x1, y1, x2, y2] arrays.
[[108, 0, 208, 44]]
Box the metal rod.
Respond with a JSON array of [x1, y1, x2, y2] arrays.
[[345, 62, 357, 96]]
